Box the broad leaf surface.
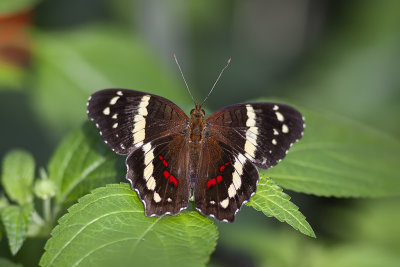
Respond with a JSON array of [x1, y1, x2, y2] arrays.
[[261, 107, 400, 197], [31, 26, 187, 139], [1, 204, 33, 255], [1, 150, 35, 205], [48, 123, 124, 204], [248, 177, 315, 237], [40, 184, 218, 267]]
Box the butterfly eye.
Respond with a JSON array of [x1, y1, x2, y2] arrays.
[[190, 109, 195, 115]]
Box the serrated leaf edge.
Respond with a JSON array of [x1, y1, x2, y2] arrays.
[[42, 183, 217, 267], [249, 177, 316, 238]]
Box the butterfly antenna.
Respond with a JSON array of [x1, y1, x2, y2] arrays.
[[201, 57, 231, 106], [174, 54, 196, 105]]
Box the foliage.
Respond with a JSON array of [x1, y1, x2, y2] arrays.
[[0, 257, 23, 267], [1, 204, 33, 255], [0, 0, 40, 15], [262, 107, 400, 197], [40, 184, 218, 267], [219, 198, 400, 267], [247, 177, 315, 237], [47, 123, 124, 205], [31, 26, 186, 140], [0, 2, 400, 266], [0, 98, 398, 264], [1, 150, 35, 205]]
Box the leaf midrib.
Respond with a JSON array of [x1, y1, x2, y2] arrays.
[[48, 192, 136, 264], [49, 209, 142, 265], [71, 216, 163, 266]]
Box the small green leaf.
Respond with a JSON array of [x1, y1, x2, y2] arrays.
[[1, 204, 33, 255], [48, 123, 124, 204], [0, 257, 23, 267], [1, 150, 35, 205], [248, 176, 315, 238], [261, 107, 400, 197], [40, 183, 218, 267]]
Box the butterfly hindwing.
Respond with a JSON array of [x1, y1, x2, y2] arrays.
[[206, 102, 304, 169], [87, 89, 189, 155], [126, 134, 190, 216], [194, 137, 259, 222]]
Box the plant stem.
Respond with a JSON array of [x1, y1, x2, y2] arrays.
[[52, 203, 61, 223], [31, 210, 45, 226], [43, 198, 51, 223]]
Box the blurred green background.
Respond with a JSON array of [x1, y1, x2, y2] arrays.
[[0, 0, 399, 266]]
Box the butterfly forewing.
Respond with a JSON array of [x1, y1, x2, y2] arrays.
[[206, 103, 304, 169], [87, 89, 189, 155]]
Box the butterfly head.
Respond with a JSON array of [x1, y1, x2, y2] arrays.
[[190, 104, 205, 119]]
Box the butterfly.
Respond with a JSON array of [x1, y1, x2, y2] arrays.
[[87, 57, 305, 222]]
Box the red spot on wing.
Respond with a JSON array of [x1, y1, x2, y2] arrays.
[[163, 170, 169, 179], [159, 154, 177, 186], [219, 162, 230, 172], [169, 175, 178, 186], [206, 178, 216, 189], [217, 175, 223, 183]]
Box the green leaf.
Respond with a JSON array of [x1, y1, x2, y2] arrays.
[[0, 257, 23, 267], [1, 204, 33, 255], [261, 107, 400, 197], [1, 150, 35, 205], [219, 221, 400, 267], [0, 0, 39, 15], [48, 123, 124, 204], [31, 26, 187, 139], [40, 183, 218, 267], [247, 176, 315, 238]]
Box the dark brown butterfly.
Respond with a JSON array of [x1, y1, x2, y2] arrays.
[[87, 58, 304, 222]]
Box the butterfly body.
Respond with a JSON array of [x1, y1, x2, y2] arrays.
[[188, 104, 206, 186], [87, 89, 304, 222]]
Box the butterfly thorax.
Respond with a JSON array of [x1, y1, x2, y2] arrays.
[[189, 104, 206, 143]]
